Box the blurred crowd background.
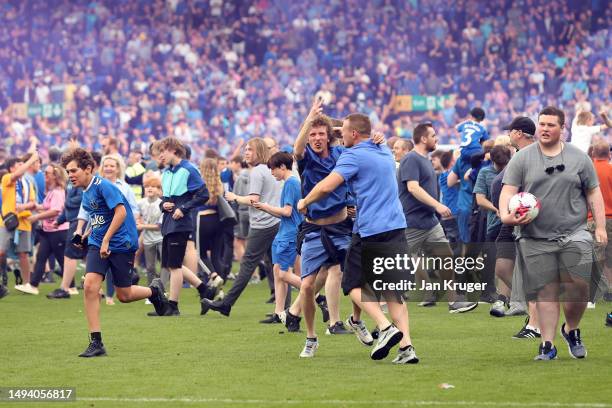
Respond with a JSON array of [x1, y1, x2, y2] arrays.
[[0, 0, 610, 161]]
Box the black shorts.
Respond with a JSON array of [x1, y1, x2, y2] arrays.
[[342, 228, 407, 298], [161, 231, 190, 269], [64, 220, 87, 260], [495, 224, 516, 260], [85, 247, 135, 288]]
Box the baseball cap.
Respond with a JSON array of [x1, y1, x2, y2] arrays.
[[502, 116, 536, 137]]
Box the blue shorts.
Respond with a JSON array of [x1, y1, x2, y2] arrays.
[[271, 239, 297, 271], [300, 231, 350, 279], [85, 247, 136, 288]]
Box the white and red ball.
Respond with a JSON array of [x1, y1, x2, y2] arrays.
[[508, 192, 541, 220]]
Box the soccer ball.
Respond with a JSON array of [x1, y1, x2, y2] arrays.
[[508, 192, 540, 220]]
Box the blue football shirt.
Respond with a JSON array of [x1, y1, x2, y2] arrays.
[[82, 176, 138, 253], [276, 176, 303, 241], [333, 141, 406, 237]]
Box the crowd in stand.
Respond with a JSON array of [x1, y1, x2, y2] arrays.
[[0, 0, 610, 162]]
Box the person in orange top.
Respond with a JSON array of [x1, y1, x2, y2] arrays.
[[590, 141, 612, 302], [0, 151, 39, 288]]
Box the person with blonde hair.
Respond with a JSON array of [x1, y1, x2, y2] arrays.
[[196, 158, 226, 286], [202, 137, 282, 317], [570, 109, 610, 153], [16, 164, 70, 295]]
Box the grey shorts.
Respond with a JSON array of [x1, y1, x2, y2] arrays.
[[405, 223, 452, 258], [518, 232, 594, 300], [0, 227, 33, 253]]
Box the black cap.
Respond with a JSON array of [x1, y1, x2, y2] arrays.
[[502, 116, 536, 136]]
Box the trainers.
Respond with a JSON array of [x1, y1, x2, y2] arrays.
[[278, 310, 287, 324], [15, 283, 39, 295], [260, 313, 282, 324], [264, 294, 274, 303], [587, 302, 596, 309], [478, 292, 497, 304], [489, 300, 506, 317], [392, 345, 419, 364], [149, 278, 170, 316], [513, 316, 541, 339], [78, 339, 107, 358], [147, 311, 159, 317], [161, 304, 180, 316], [316, 296, 330, 323], [560, 323, 587, 359], [299, 338, 319, 358], [0, 285, 8, 299], [285, 310, 301, 332], [201, 299, 231, 316], [371, 325, 403, 360], [606, 312, 612, 327], [418, 299, 436, 307], [345, 315, 374, 346], [418, 289, 437, 307], [68, 287, 79, 296], [47, 288, 70, 299], [448, 301, 477, 313], [325, 321, 352, 335], [505, 302, 527, 316], [210, 275, 224, 288], [534, 341, 557, 361]]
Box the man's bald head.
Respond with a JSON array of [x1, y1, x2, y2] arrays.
[[592, 141, 611, 159]]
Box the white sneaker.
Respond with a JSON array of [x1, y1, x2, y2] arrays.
[[587, 302, 596, 309], [371, 325, 403, 360], [299, 338, 319, 358], [211, 275, 224, 288], [68, 287, 79, 296], [392, 345, 419, 364], [345, 315, 374, 346], [15, 283, 39, 295]]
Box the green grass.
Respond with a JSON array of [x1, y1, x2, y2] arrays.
[[1, 271, 611, 408]]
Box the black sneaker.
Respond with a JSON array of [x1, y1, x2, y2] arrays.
[[325, 321, 352, 335], [606, 312, 612, 327], [260, 313, 282, 324], [513, 316, 541, 339], [265, 294, 275, 304], [148, 278, 169, 316], [534, 341, 557, 361], [478, 291, 497, 304], [285, 310, 301, 332], [0, 285, 8, 299], [201, 299, 231, 316], [161, 304, 180, 316], [316, 296, 330, 323], [147, 311, 159, 317], [47, 288, 70, 299], [78, 339, 107, 358]]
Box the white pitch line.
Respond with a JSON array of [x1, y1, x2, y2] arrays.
[[78, 397, 612, 407]]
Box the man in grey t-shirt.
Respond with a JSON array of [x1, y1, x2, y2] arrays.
[[203, 137, 281, 316], [500, 106, 608, 361]]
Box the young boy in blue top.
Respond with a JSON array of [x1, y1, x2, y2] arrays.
[[252, 152, 303, 322], [298, 113, 418, 364], [61, 149, 169, 358]]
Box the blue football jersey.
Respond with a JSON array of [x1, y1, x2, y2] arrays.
[[82, 176, 138, 253], [457, 121, 490, 153]]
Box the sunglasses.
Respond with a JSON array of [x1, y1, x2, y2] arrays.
[[544, 164, 565, 175]]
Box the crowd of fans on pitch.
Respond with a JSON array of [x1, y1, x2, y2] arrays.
[[0, 0, 610, 163]]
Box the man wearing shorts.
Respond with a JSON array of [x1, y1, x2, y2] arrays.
[[399, 123, 477, 313], [500, 106, 607, 360], [157, 138, 211, 316], [61, 148, 169, 357], [299, 113, 418, 364]]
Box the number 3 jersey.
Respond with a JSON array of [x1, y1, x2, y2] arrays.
[[82, 176, 139, 253]]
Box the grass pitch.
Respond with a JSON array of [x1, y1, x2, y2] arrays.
[[1, 271, 611, 408]]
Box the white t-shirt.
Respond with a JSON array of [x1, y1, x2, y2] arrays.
[[570, 115, 602, 153]]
